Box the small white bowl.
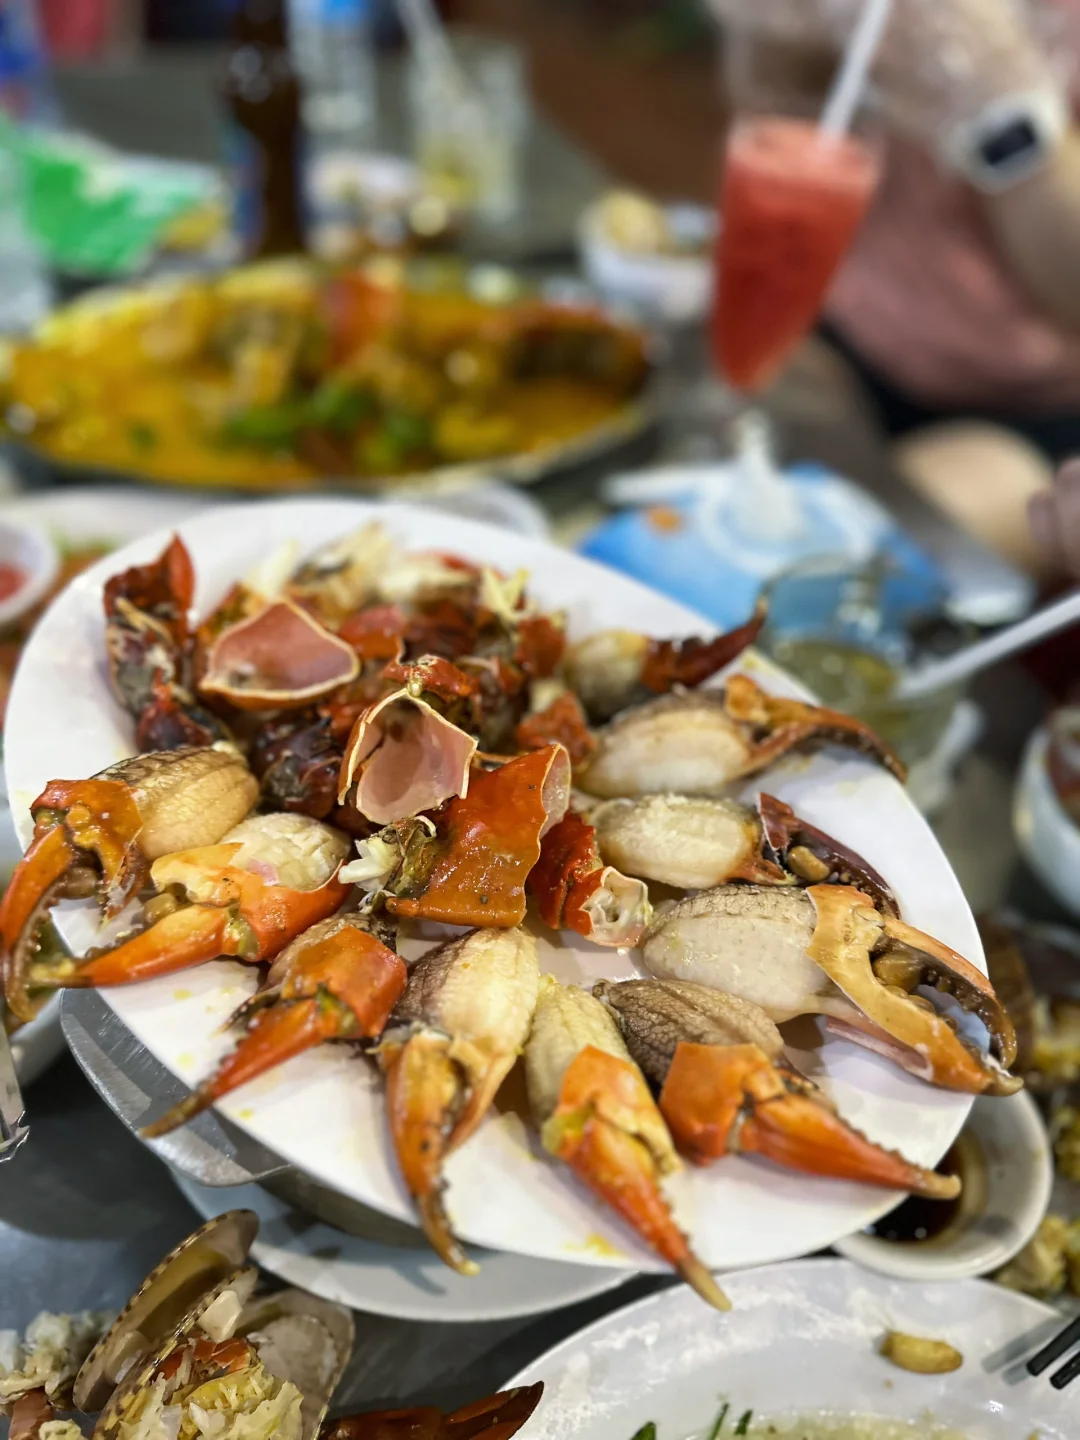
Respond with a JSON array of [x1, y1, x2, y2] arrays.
[[834, 1089, 1052, 1281], [1014, 723, 1080, 918], [579, 200, 714, 324], [0, 518, 58, 628]]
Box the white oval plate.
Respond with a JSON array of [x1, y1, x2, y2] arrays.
[[506, 1257, 1072, 1439], [171, 1170, 628, 1322], [5, 499, 983, 1271]]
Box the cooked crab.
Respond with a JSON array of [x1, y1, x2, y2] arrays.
[[378, 927, 540, 1274], [104, 535, 230, 752], [524, 974, 729, 1310], [588, 790, 895, 904], [341, 744, 571, 928], [563, 602, 766, 723], [18, 812, 349, 998], [530, 810, 652, 947], [141, 912, 406, 1137], [594, 978, 960, 1197], [577, 673, 904, 799], [643, 884, 1019, 1095], [0, 748, 259, 1023]]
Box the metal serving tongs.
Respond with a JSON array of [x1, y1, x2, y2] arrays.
[[0, 1002, 28, 1160]]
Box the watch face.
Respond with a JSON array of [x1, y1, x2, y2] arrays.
[[979, 116, 1040, 169]]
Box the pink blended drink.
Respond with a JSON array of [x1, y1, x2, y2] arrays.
[[713, 117, 879, 394]]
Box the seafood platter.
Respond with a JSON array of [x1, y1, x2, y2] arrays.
[[0, 1209, 543, 1440], [2, 500, 1020, 1298]]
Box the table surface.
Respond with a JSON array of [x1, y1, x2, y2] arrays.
[[0, 41, 1068, 1430]]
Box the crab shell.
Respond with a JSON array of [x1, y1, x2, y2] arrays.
[[75, 1211, 353, 1440], [200, 600, 359, 711]]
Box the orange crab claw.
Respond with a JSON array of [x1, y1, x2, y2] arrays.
[[200, 599, 360, 711], [383, 1027, 479, 1275], [725, 673, 906, 782], [320, 1384, 545, 1440], [387, 745, 571, 928], [55, 836, 349, 992], [338, 688, 478, 823], [544, 1046, 729, 1309], [141, 918, 406, 1137], [530, 811, 651, 947], [807, 884, 1020, 1095], [660, 1041, 959, 1198]]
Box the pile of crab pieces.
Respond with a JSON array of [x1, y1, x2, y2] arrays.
[[0, 525, 1020, 1310]]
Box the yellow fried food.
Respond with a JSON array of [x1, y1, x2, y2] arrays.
[[879, 1332, 964, 1374]]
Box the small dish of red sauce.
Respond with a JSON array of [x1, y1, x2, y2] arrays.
[[0, 519, 59, 630]]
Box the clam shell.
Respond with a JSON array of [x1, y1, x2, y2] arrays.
[[74, 1210, 258, 1412], [238, 1289, 355, 1440], [91, 1267, 259, 1440]]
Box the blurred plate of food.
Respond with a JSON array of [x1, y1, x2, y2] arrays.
[[508, 1256, 1075, 1438], [579, 190, 714, 325], [1, 258, 654, 495]]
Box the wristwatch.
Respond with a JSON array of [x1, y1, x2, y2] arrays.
[[944, 89, 1069, 193]]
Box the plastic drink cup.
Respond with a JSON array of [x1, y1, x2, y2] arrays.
[[712, 116, 879, 394]]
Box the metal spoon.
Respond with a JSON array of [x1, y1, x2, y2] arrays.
[[894, 589, 1080, 701]]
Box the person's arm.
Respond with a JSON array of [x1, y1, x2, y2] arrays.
[[981, 131, 1080, 336]]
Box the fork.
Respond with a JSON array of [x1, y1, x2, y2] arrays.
[[1027, 1313, 1080, 1388]]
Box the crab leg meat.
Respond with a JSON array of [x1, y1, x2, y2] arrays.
[[595, 978, 958, 1197], [524, 975, 729, 1309], [379, 928, 540, 1274], [1, 749, 258, 1023], [142, 914, 406, 1136]]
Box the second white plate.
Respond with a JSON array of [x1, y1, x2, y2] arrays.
[[172, 1170, 629, 1323]]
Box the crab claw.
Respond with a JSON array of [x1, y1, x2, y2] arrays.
[[643, 884, 1019, 1096], [756, 792, 897, 915], [524, 976, 729, 1309], [40, 814, 349, 994], [530, 810, 651, 946], [807, 884, 1020, 1095], [141, 914, 406, 1136], [724, 674, 905, 781], [577, 676, 903, 800], [1, 749, 258, 1024], [379, 928, 539, 1274], [590, 794, 786, 891], [320, 1384, 545, 1440], [564, 604, 765, 724], [378, 745, 571, 928], [199, 600, 359, 712], [594, 977, 958, 1198], [337, 688, 478, 824]]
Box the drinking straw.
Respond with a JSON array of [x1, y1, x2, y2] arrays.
[[396, 0, 485, 132], [819, 0, 894, 138]]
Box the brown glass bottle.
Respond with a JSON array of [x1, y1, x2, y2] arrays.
[[222, 0, 306, 257]]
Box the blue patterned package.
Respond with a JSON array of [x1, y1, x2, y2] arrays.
[[580, 461, 947, 632]]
